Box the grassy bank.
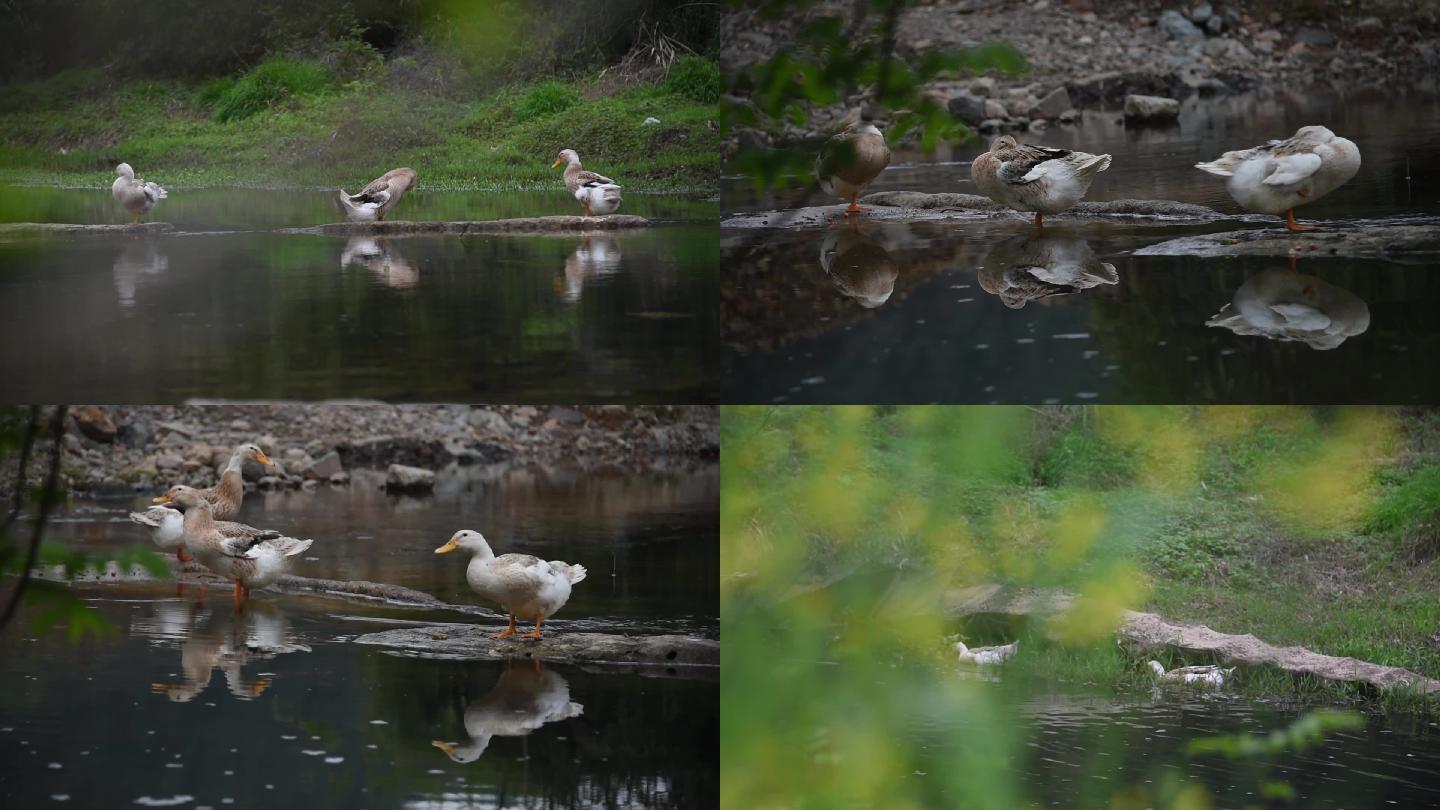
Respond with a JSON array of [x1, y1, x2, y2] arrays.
[[0, 57, 720, 193]]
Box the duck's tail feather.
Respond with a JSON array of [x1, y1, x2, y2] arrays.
[[1195, 151, 1248, 177], [563, 563, 587, 584], [1076, 153, 1111, 175], [129, 510, 162, 528]]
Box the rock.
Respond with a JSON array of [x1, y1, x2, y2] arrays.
[[1134, 225, 1440, 262], [229, 419, 252, 432], [154, 451, 184, 471], [1157, 9, 1204, 41], [385, 464, 436, 492], [545, 406, 586, 427], [468, 408, 513, 437], [1123, 94, 1181, 121], [74, 406, 117, 444], [642, 116, 660, 126], [946, 91, 988, 125], [116, 421, 150, 450], [1203, 37, 1253, 62], [1295, 27, 1335, 47], [301, 479, 319, 492], [288, 216, 652, 236], [354, 625, 720, 669], [1353, 17, 1385, 47], [256, 475, 283, 490], [1188, 2, 1212, 23], [978, 118, 1005, 134], [1028, 86, 1073, 119], [968, 76, 997, 96], [305, 451, 343, 479], [1205, 15, 1224, 35], [1058, 108, 1080, 123], [328, 471, 351, 486], [983, 99, 1008, 119]]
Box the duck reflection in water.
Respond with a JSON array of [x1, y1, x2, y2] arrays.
[[976, 233, 1118, 309], [341, 236, 417, 288], [113, 238, 169, 309], [1207, 268, 1370, 350], [819, 226, 899, 309], [144, 599, 310, 703], [432, 661, 584, 764], [560, 236, 622, 303]]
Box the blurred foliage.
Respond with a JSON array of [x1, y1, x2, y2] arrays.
[[209, 57, 334, 122], [1368, 462, 1440, 552], [721, 405, 1432, 808], [1189, 709, 1363, 759], [722, 0, 1026, 192]]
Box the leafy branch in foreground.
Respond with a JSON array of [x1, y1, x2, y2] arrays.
[[722, 0, 1026, 191]]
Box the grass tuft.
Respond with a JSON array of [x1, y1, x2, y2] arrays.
[[211, 57, 332, 122], [665, 55, 721, 104]]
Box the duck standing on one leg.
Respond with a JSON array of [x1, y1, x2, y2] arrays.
[[435, 530, 586, 640], [816, 120, 891, 217], [112, 163, 169, 225], [552, 149, 622, 216], [1195, 126, 1360, 232], [971, 136, 1112, 229]]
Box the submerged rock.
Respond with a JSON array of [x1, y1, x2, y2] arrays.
[[1123, 94, 1181, 121], [721, 193, 1227, 229], [1135, 225, 1440, 262], [285, 216, 650, 237], [385, 463, 436, 492], [354, 624, 720, 669], [0, 222, 174, 234]]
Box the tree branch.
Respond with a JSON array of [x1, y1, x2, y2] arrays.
[[0, 405, 68, 632]]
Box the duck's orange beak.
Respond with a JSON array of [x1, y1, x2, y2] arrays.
[[435, 537, 459, 554], [152, 494, 172, 504], [432, 740, 456, 756], [253, 449, 273, 466], [550, 158, 563, 169]]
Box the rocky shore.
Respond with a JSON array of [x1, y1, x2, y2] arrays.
[[722, 0, 1438, 148], [3, 404, 718, 498]]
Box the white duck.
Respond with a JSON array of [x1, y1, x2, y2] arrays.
[[954, 640, 1018, 665], [1148, 660, 1234, 686], [111, 163, 169, 225], [435, 530, 586, 639], [971, 136, 1111, 228], [164, 486, 313, 603], [1195, 125, 1360, 231], [129, 504, 280, 563], [339, 168, 418, 222], [1207, 269, 1370, 350], [432, 666, 584, 763], [553, 149, 622, 216]]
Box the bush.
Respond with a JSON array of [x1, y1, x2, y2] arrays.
[[1368, 463, 1440, 547], [212, 57, 332, 123], [192, 76, 237, 109], [664, 55, 720, 104], [514, 81, 578, 123], [1034, 429, 1136, 489]]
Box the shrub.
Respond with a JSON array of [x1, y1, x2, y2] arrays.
[[514, 81, 578, 123], [1034, 429, 1136, 489], [192, 76, 236, 109], [212, 57, 331, 122], [664, 55, 720, 104], [1368, 463, 1440, 552]]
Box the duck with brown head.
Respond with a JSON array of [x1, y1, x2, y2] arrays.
[[971, 135, 1112, 228]]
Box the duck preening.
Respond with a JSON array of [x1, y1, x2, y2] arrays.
[[435, 529, 586, 639], [553, 149, 622, 216], [1148, 660, 1235, 686], [815, 121, 892, 215], [1195, 125, 1360, 231], [161, 486, 312, 604], [971, 136, 1111, 228], [954, 640, 1019, 665], [111, 163, 168, 225], [129, 504, 280, 563], [339, 168, 418, 222]]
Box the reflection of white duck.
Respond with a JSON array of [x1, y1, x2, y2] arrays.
[[432, 666, 584, 763], [819, 228, 899, 309], [954, 640, 1018, 665], [977, 235, 1118, 310], [1207, 269, 1370, 350], [340, 236, 418, 288], [112, 240, 169, 309], [561, 237, 622, 303], [149, 602, 306, 702], [1148, 660, 1234, 686]]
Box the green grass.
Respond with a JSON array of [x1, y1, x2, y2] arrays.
[[0, 64, 719, 193]]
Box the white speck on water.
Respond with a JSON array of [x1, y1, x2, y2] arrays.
[[369, 720, 387, 725], [428, 769, 445, 775], [165, 763, 182, 769], [1082, 350, 1100, 360], [1015, 338, 1035, 344], [310, 736, 320, 741], [975, 344, 989, 350], [280, 735, 297, 740], [47, 762, 61, 769], [223, 771, 233, 776], [1052, 333, 1090, 340], [1076, 393, 1099, 400], [133, 797, 194, 807], [324, 757, 344, 764], [800, 377, 824, 385], [146, 730, 156, 735], [983, 385, 996, 393], [265, 785, 274, 790], [366, 744, 378, 750], [51, 795, 70, 802], [221, 801, 233, 806], [301, 750, 326, 756]]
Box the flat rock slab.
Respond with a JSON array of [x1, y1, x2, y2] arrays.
[[1135, 225, 1440, 261], [0, 222, 175, 234], [722, 193, 1227, 229], [287, 215, 650, 236], [354, 624, 720, 669]]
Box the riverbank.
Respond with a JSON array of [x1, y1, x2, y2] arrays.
[[2, 404, 719, 498], [0, 66, 720, 193]]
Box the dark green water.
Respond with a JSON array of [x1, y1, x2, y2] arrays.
[[0, 464, 718, 808], [0, 188, 718, 402]]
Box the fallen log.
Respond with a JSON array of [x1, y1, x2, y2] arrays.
[[945, 584, 1440, 694], [354, 623, 719, 669], [1134, 224, 1440, 262], [0, 222, 175, 234], [283, 215, 650, 236], [721, 194, 1229, 229]]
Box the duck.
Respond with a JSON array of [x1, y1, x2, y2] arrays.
[[1148, 660, 1234, 686], [815, 121, 892, 216], [1195, 125, 1360, 231], [129, 504, 280, 563], [561, 236, 621, 303], [111, 163, 169, 225], [976, 234, 1119, 309], [154, 443, 272, 520], [954, 639, 1018, 665], [971, 136, 1112, 228], [819, 227, 899, 308], [432, 665, 584, 763], [1207, 268, 1370, 350], [434, 530, 586, 639], [161, 486, 313, 604], [341, 236, 418, 288], [552, 149, 622, 216], [339, 168, 418, 222]]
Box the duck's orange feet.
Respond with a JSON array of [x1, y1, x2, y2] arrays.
[[1285, 209, 1317, 232], [176, 548, 192, 563], [495, 615, 519, 639], [524, 618, 544, 640], [844, 193, 870, 215], [1033, 212, 1045, 229]]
